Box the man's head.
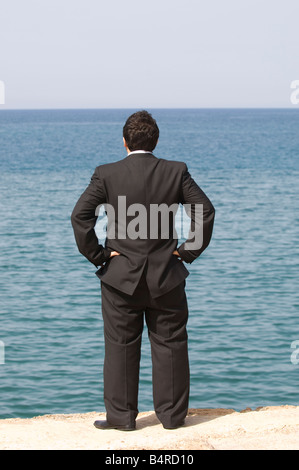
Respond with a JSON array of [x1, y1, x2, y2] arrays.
[[123, 110, 159, 152]]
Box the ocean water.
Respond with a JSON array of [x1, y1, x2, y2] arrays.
[[0, 108, 298, 419]]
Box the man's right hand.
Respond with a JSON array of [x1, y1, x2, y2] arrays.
[[173, 250, 182, 261], [110, 251, 120, 258]]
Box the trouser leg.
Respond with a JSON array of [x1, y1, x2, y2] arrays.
[[100, 281, 144, 427], [145, 282, 190, 428]]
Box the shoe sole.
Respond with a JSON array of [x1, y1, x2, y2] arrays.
[[93, 422, 135, 431]]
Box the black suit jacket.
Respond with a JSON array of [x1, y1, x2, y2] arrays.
[[71, 152, 215, 298]]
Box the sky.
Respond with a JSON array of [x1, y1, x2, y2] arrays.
[[0, 0, 298, 109]]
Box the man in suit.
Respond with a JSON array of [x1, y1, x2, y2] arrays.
[[71, 111, 215, 431]]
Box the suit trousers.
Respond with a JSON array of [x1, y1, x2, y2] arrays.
[[100, 272, 190, 429]]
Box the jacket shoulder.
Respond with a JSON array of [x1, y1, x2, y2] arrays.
[[157, 158, 187, 172], [93, 158, 126, 176], [93, 156, 187, 177]]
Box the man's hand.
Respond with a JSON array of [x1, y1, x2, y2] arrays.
[[173, 250, 182, 261]]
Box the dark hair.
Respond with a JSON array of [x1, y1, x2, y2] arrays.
[[123, 110, 159, 152]]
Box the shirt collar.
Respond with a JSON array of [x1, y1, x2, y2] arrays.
[[127, 150, 153, 156]]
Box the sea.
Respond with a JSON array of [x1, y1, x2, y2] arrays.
[[0, 108, 298, 419]]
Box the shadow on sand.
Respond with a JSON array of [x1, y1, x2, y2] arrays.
[[135, 408, 236, 430]]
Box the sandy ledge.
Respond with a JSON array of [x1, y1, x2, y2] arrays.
[[0, 406, 299, 450]]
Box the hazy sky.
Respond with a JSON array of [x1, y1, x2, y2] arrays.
[[0, 0, 298, 108]]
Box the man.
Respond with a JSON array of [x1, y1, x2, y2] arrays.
[[71, 111, 215, 431]]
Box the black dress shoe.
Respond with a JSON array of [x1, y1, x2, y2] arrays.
[[163, 420, 185, 430], [93, 420, 136, 431]]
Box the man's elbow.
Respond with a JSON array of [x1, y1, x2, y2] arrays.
[[207, 203, 216, 228], [204, 202, 215, 224], [209, 201, 216, 217], [71, 205, 79, 229]]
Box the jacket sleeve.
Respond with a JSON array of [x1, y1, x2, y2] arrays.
[[177, 165, 215, 264], [71, 167, 111, 267]]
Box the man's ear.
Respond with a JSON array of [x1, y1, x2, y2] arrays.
[[123, 137, 130, 152]]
